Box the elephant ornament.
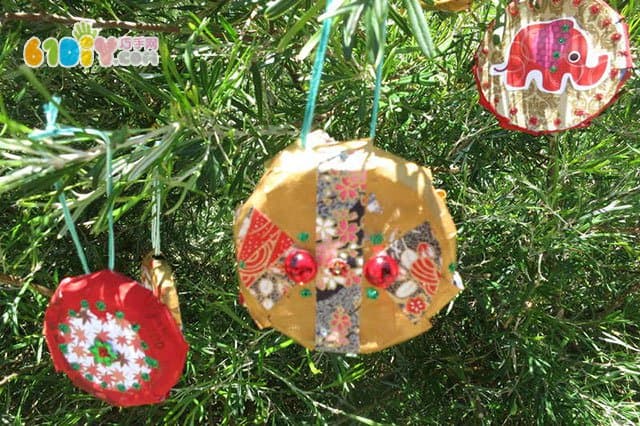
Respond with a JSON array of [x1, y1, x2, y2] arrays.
[[474, 0, 634, 135], [490, 18, 609, 94]]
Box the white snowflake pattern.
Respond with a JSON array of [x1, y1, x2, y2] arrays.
[[59, 304, 155, 391]]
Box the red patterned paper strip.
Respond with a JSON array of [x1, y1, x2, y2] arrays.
[[237, 209, 293, 288]]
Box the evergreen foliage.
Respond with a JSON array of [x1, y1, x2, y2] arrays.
[[0, 0, 638, 424]]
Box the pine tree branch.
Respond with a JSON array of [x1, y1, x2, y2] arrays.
[[0, 12, 180, 33]]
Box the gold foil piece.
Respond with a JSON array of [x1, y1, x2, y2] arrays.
[[427, 0, 472, 12], [141, 252, 183, 329]]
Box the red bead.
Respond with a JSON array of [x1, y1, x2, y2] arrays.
[[364, 254, 399, 288], [285, 249, 317, 284]]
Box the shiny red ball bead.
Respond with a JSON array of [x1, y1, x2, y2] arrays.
[[364, 254, 398, 288], [285, 249, 317, 284]]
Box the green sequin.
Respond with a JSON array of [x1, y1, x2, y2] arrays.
[[145, 356, 159, 368], [553, 51, 560, 59], [141, 373, 151, 382], [561, 24, 570, 32], [59, 343, 68, 353], [370, 233, 384, 245], [550, 65, 558, 73], [141, 341, 149, 350], [300, 288, 312, 297], [117, 384, 126, 392], [95, 300, 106, 311], [298, 232, 310, 242], [85, 374, 93, 381], [80, 300, 89, 308], [558, 37, 566, 44], [89, 339, 118, 366], [58, 323, 70, 333], [132, 382, 141, 390], [238, 260, 246, 269], [68, 309, 77, 317], [115, 311, 125, 319], [366, 288, 379, 300], [448, 262, 457, 273], [132, 324, 141, 332], [71, 363, 80, 371], [100, 381, 108, 389]]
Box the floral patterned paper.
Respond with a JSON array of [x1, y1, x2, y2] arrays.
[[247, 268, 293, 310], [315, 169, 366, 353], [386, 222, 442, 322]]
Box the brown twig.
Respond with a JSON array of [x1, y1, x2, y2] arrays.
[[600, 281, 640, 318], [447, 124, 493, 158], [0, 373, 18, 386], [431, 165, 461, 174], [0, 272, 53, 297], [0, 12, 180, 33]]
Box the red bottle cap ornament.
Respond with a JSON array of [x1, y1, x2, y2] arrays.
[[284, 249, 317, 284], [30, 98, 187, 406], [474, 0, 634, 135], [364, 254, 399, 289], [44, 270, 188, 407]]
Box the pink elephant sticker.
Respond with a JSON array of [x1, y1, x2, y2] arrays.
[[474, 0, 634, 135], [490, 18, 610, 94]]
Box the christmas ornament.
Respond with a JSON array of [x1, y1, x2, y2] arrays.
[[44, 270, 186, 406], [139, 173, 183, 329], [234, 132, 462, 353], [430, 0, 472, 12], [235, 0, 461, 353], [140, 252, 183, 330], [32, 98, 187, 406], [474, 0, 634, 135]]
